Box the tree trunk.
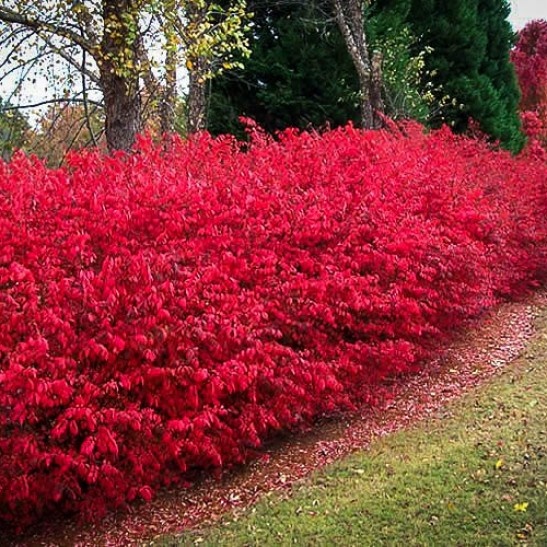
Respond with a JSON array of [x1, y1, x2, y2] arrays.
[[100, 0, 142, 151], [332, 0, 374, 129], [100, 69, 141, 152], [160, 51, 177, 136], [159, 58, 177, 151], [371, 50, 384, 128], [356, 70, 374, 130], [187, 58, 208, 133], [185, 0, 209, 134]]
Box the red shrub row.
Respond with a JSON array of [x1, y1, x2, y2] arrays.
[[1, 122, 546, 527]]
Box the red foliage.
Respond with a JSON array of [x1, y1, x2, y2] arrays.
[[512, 19, 547, 112], [1, 123, 546, 528], [511, 19, 547, 151]]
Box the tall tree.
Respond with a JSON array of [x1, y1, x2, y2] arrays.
[[331, 0, 388, 128], [184, 0, 251, 132], [331, 0, 375, 127], [0, 1, 251, 152], [404, 0, 523, 151], [209, 1, 360, 136], [0, 1, 144, 151]]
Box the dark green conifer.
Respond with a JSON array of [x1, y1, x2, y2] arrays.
[[407, 0, 523, 150], [209, 0, 523, 151], [208, 1, 360, 137]]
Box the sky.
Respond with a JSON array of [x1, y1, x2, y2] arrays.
[[509, 0, 547, 29]]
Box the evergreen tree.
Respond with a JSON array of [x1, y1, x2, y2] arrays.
[[208, 1, 360, 136], [406, 0, 523, 151], [210, 0, 523, 151]]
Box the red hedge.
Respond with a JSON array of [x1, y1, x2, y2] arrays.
[[1, 123, 546, 527]]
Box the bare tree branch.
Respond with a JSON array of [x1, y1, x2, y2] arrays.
[[0, 97, 103, 111], [40, 36, 100, 84], [0, 28, 37, 71], [80, 48, 98, 146], [2, 44, 51, 105], [59, 103, 101, 166], [0, 6, 95, 54]]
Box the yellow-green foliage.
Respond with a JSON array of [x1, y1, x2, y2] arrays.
[[184, 1, 252, 79], [374, 26, 458, 122]]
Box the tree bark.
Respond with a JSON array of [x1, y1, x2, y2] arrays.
[[100, 0, 142, 151], [332, 0, 373, 129], [187, 59, 208, 133], [371, 49, 384, 128], [100, 71, 141, 152], [160, 51, 177, 136], [185, 1, 209, 134]]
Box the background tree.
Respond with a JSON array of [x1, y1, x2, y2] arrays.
[[0, 0, 145, 151], [511, 19, 547, 113], [367, 0, 432, 122], [25, 103, 105, 165], [0, 96, 29, 160], [209, 0, 360, 136], [402, 0, 523, 151], [331, 0, 381, 128], [142, 0, 251, 134], [209, 0, 440, 135], [0, 0, 251, 152]]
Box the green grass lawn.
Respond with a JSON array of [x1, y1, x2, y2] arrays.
[[155, 312, 547, 547]]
